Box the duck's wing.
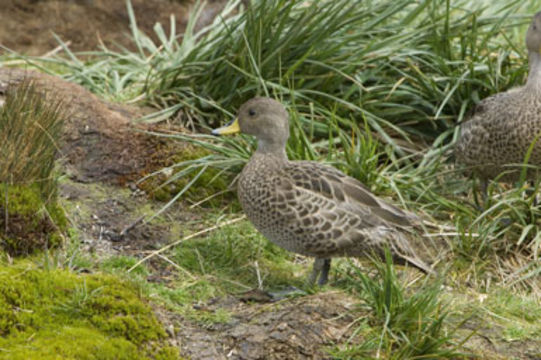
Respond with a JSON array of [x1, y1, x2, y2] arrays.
[[271, 164, 433, 272], [284, 160, 416, 227]]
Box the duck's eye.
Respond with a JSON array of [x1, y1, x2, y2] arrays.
[[248, 109, 256, 116]]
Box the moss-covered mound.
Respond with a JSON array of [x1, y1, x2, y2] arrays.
[[0, 80, 68, 256], [138, 145, 234, 207], [0, 259, 181, 360], [0, 184, 66, 255]]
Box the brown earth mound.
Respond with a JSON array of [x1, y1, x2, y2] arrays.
[[0, 0, 192, 55], [0, 67, 180, 184], [0, 0, 231, 56]]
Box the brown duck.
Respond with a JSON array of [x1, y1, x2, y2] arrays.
[[455, 11, 541, 190], [213, 97, 434, 285]]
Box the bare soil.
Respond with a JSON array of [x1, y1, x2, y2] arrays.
[[156, 292, 359, 360], [59, 179, 197, 258], [0, 0, 228, 55]]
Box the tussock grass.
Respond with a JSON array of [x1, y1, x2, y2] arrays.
[[330, 252, 464, 359], [33, 0, 529, 144], [0, 81, 66, 255], [0, 80, 64, 200]]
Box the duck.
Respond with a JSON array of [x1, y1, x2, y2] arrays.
[[455, 11, 541, 193], [212, 97, 435, 285]]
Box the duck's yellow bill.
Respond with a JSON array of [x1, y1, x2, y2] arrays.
[[212, 118, 240, 135]]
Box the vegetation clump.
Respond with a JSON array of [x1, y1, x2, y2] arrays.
[[0, 184, 66, 255], [0, 259, 181, 360], [0, 81, 66, 255], [332, 252, 460, 359], [138, 144, 235, 207]]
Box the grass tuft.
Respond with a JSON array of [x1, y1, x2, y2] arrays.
[[0, 80, 64, 200], [0, 81, 67, 255], [332, 251, 463, 359]]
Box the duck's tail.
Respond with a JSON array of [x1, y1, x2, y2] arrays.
[[369, 227, 443, 275]]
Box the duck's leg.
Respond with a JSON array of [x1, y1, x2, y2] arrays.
[[318, 258, 331, 286], [473, 177, 489, 210], [241, 258, 331, 301], [481, 178, 489, 205], [308, 258, 331, 286]]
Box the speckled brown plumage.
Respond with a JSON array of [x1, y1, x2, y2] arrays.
[[213, 97, 436, 285], [455, 11, 541, 183]]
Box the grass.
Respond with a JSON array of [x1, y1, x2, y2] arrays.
[[0, 81, 67, 255], [329, 251, 462, 359], [480, 289, 541, 342], [97, 216, 305, 324], [4, 0, 541, 357], [0, 80, 64, 200], [25, 0, 532, 142]]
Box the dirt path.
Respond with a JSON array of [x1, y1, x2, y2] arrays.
[[157, 292, 359, 360]]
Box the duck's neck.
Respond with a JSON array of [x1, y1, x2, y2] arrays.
[[527, 51, 541, 91], [255, 140, 288, 161]]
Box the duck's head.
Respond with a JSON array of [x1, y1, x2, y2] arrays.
[[526, 11, 541, 54], [212, 97, 290, 153]]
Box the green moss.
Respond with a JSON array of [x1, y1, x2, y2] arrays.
[[155, 346, 184, 360], [2, 326, 141, 360], [0, 184, 66, 255], [0, 259, 181, 360]]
